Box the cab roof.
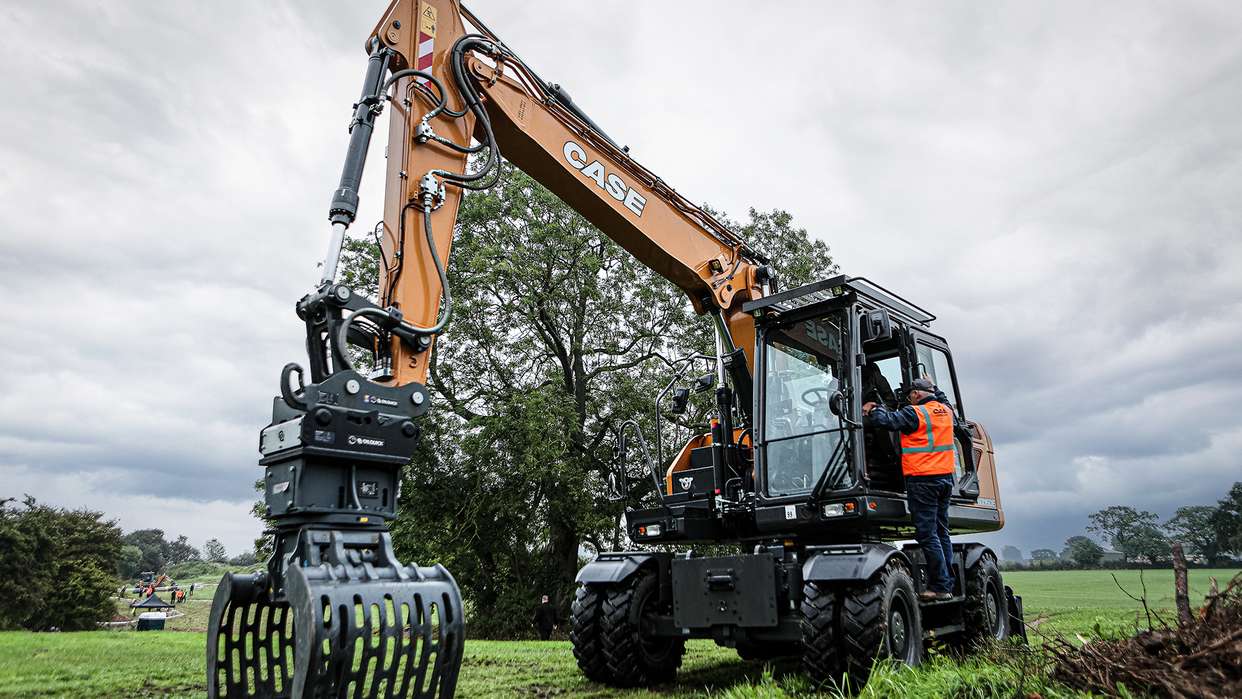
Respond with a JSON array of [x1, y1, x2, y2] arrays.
[[742, 275, 936, 327]]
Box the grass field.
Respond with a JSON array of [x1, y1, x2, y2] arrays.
[[1005, 568, 1238, 639], [2, 568, 1236, 698]]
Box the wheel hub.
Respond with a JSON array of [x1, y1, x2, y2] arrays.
[[889, 607, 907, 654], [986, 583, 1001, 636]]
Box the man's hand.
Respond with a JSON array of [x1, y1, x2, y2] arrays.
[[862, 401, 877, 415]]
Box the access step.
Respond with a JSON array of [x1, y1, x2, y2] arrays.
[[918, 594, 964, 607]]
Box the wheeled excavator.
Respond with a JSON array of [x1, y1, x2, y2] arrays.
[[209, 1, 1025, 696]]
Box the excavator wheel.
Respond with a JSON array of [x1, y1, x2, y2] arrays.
[[207, 535, 464, 698], [586, 571, 685, 685], [800, 580, 841, 685], [956, 553, 1009, 648], [838, 560, 922, 691], [569, 584, 610, 682]]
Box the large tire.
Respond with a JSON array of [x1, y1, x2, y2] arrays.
[[570, 583, 609, 681], [840, 560, 923, 690], [959, 554, 1008, 647], [800, 580, 840, 685], [598, 570, 684, 686]]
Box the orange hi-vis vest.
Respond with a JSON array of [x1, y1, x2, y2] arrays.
[[900, 400, 956, 477]]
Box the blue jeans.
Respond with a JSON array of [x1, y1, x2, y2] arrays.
[[906, 474, 954, 593]]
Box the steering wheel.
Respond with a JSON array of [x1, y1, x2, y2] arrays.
[[801, 387, 833, 408]]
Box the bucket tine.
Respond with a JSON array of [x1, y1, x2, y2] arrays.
[[208, 572, 295, 698]]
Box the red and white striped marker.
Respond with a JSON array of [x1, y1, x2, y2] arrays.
[[415, 3, 437, 87]]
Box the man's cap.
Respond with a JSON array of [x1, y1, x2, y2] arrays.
[[905, 377, 936, 394]]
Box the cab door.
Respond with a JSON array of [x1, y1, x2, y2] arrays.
[[906, 329, 980, 501]]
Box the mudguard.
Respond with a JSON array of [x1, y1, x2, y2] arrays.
[[962, 543, 995, 571], [1006, 585, 1028, 644], [576, 551, 668, 585], [802, 543, 910, 583]]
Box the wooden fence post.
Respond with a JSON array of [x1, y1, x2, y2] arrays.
[[1171, 541, 1191, 627]]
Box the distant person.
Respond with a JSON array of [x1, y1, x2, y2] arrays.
[[533, 595, 558, 640], [864, 377, 957, 602]]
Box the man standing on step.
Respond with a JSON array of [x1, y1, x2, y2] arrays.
[[864, 377, 957, 602]]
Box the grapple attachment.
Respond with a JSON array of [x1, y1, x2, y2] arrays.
[[208, 531, 462, 698], [209, 354, 464, 697]]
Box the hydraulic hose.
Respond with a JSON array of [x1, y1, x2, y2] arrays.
[[382, 68, 468, 120], [429, 35, 502, 189], [334, 203, 452, 374]]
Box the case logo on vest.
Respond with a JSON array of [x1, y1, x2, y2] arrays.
[[563, 141, 647, 217]]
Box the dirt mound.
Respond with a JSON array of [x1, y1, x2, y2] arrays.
[[1049, 574, 1242, 698]]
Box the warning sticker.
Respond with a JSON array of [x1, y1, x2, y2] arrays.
[[419, 3, 437, 38]]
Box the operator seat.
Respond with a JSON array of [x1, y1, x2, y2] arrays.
[[861, 362, 903, 491], [861, 362, 896, 409]]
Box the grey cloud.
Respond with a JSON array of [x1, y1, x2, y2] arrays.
[[3, 0, 1242, 556]]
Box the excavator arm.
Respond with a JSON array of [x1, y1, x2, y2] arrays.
[[370, 0, 771, 385], [207, 3, 774, 697]]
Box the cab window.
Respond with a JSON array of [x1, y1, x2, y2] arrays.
[[762, 312, 853, 497], [915, 343, 959, 414]]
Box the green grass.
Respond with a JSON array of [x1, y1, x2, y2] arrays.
[[1004, 568, 1239, 639], [0, 631, 204, 698], [2, 568, 1236, 698]]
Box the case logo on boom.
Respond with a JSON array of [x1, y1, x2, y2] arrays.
[[563, 141, 647, 217]]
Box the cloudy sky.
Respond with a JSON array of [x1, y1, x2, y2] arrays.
[[2, 0, 1240, 557]]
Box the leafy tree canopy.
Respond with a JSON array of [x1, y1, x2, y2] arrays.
[[1062, 535, 1104, 567], [1088, 506, 1167, 562], [1166, 505, 1222, 566], [204, 538, 228, 564], [0, 496, 122, 630]]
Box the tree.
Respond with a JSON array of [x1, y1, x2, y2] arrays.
[[0, 496, 122, 630], [1030, 548, 1057, 561], [204, 538, 228, 563], [1001, 545, 1023, 562], [116, 544, 143, 579], [1130, 524, 1171, 564], [228, 551, 258, 567], [1088, 506, 1164, 562], [1212, 482, 1242, 559], [167, 535, 200, 565], [121, 528, 170, 573], [1165, 505, 1222, 566], [340, 162, 835, 635], [1062, 535, 1104, 568]]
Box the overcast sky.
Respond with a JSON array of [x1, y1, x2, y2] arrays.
[[2, 1, 1241, 557]]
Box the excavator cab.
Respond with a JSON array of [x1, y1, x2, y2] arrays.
[[623, 275, 1003, 544]]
